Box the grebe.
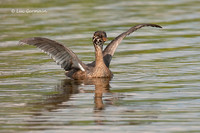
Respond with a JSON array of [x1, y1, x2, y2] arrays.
[[19, 23, 162, 79]]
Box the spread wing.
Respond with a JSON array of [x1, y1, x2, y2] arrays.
[[19, 37, 86, 71], [103, 23, 162, 67]]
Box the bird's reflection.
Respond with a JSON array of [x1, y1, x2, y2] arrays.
[[30, 77, 112, 112], [92, 78, 110, 110]]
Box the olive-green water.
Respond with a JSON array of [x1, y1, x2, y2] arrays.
[[1, 0, 200, 133]]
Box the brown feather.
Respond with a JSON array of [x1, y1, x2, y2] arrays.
[[103, 23, 162, 67], [19, 37, 86, 71]]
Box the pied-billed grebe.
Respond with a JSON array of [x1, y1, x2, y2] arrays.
[[19, 23, 162, 79]]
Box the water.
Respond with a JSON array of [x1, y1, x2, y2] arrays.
[[1, 0, 200, 132]]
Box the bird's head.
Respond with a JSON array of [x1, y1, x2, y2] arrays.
[[92, 31, 107, 50]]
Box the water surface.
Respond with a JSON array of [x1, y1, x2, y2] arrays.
[[1, 0, 200, 132]]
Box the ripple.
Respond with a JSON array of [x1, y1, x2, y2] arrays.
[[1, 0, 200, 133]]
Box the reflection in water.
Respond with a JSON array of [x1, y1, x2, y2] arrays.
[[26, 78, 113, 126], [29, 78, 112, 112], [92, 78, 110, 110]]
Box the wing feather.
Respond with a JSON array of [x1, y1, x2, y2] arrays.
[[103, 23, 162, 67], [19, 37, 86, 71]]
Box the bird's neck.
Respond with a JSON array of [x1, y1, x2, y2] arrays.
[[94, 45, 105, 67]]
